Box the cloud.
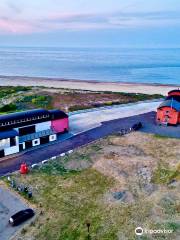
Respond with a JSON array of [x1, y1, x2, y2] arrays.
[[6, 1, 22, 15], [40, 10, 180, 30], [0, 10, 180, 34], [107, 11, 180, 27], [0, 20, 32, 34]]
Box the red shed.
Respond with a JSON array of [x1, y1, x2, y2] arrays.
[[157, 89, 180, 125], [168, 89, 180, 97]]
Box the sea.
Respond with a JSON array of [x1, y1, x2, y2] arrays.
[[0, 47, 180, 85]]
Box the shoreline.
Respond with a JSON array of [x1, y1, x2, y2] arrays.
[[0, 75, 179, 95]]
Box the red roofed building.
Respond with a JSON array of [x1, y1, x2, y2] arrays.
[[156, 89, 180, 125]]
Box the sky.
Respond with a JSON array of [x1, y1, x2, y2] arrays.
[[0, 0, 180, 47]]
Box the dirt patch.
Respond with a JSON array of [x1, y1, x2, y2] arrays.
[[93, 132, 179, 207], [47, 91, 137, 112]]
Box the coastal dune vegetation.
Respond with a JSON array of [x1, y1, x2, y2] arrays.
[[0, 86, 163, 114]]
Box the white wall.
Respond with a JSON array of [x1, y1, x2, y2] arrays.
[[15, 136, 19, 145], [15, 121, 51, 134], [36, 121, 51, 132], [0, 138, 10, 150], [4, 146, 19, 156], [49, 134, 57, 142], [32, 138, 40, 146]]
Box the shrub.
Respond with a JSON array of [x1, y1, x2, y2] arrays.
[[0, 103, 17, 112]]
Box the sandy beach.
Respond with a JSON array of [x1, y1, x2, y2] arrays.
[[0, 76, 179, 95]]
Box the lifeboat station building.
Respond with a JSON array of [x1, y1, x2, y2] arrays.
[[0, 109, 68, 158], [157, 89, 180, 125]]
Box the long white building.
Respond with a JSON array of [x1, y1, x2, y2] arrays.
[[0, 109, 69, 158]]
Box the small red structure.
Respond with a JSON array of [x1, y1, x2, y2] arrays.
[[20, 163, 29, 174], [157, 89, 180, 125], [51, 118, 69, 133]]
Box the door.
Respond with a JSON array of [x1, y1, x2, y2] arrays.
[[0, 150, 5, 158], [25, 141, 33, 149], [19, 144, 24, 151], [40, 136, 49, 145]]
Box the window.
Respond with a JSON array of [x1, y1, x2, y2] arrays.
[[19, 125, 36, 136], [32, 138, 40, 146], [10, 137, 16, 147], [34, 140, 38, 144]]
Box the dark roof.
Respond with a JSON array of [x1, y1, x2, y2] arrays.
[[168, 89, 180, 96], [158, 99, 180, 111], [0, 109, 49, 123], [49, 110, 68, 120], [0, 129, 18, 140], [166, 95, 180, 102], [0, 109, 68, 131]]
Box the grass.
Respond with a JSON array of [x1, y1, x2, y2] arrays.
[[150, 222, 180, 239], [165, 222, 180, 232], [159, 196, 178, 215], [3, 141, 154, 239], [68, 92, 163, 112], [0, 86, 163, 114], [152, 162, 180, 184], [10, 167, 154, 240], [2, 133, 179, 240], [69, 105, 94, 112], [0, 86, 31, 98], [154, 134, 170, 139], [0, 86, 32, 113], [154, 134, 177, 140], [16, 94, 52, 109], [0, 94, 52, 114], [0, 103, 17, 113], [102, 91, 163, 100], [36, 161, 78, 176], [18, 168, 117, 240]]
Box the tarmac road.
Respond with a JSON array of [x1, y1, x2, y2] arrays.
[[0, 111, 157, 177], [69, 100, 161, 134]]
